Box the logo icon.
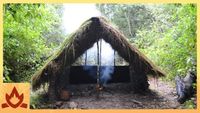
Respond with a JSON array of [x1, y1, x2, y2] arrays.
[[1, 87, 27, 108]]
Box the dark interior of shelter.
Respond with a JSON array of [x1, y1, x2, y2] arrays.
[[69, 66, 130, 84]]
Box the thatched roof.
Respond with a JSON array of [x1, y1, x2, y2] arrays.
[[32, 17, 165, 90]]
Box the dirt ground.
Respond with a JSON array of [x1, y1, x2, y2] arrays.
[[36, 78, 196, 109]]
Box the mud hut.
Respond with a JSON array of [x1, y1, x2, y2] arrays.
[[31, 17, 165, 101]]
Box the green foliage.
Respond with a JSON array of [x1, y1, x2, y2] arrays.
[[97, 4, 154, 39], [184, 100, 196, 109], [3, 4, 66, 82], [30, 93, 43, 109], [30, 91, 48, 109], [4, 3, 196, 83], [98, 4, 196, 80], [135, 4, 196, 80]]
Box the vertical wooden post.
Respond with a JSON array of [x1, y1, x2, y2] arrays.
[[100, 39, 102, 77], [97, 41, 100, 85], [114, 51, 115, 66], [96, 41, 100, 98], [85, 51, 87, 65]]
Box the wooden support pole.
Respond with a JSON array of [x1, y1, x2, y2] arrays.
[[100, 39, 102, 75], [85, 51, 87, 66], [96, 41, 100, 98], [114, 51, 115, 66], [97, 41, 100, 85]]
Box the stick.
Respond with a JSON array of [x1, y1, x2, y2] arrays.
[[131, 99, 143, 107]]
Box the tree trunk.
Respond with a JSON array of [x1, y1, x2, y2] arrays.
[[125, 12, 134, 38]]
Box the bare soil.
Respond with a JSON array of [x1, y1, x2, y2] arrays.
[[36, 78, 196, 109]]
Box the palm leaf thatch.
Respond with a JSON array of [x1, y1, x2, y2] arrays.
[[32, 17, 165, 91]]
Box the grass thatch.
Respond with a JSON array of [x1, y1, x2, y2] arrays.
[[31, 17, 165, 91]]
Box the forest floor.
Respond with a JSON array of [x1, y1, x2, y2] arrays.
[[34, 78, 196, 109]]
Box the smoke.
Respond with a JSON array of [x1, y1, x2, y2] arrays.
[[99, 40, 115, 85], [82, 39, 115, 85], [100, 66, 114, 85], [62, 4, 101, 34]]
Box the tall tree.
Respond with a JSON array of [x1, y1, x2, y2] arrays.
[[3, 4, 66, 82], [97, 4, 154, 40], [97, 4, 197, 80]]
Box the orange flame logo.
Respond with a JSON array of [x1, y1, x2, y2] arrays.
[[2, 87, 27, 108]]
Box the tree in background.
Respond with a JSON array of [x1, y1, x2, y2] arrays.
[[97, 4, 196, 80], [3, 4, 196, 82], [97, 4, 154, 40], [3, 4, 66, 82]]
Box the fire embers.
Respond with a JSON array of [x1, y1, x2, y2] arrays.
[[95, 84, 104, 98], [96, 84, 104, 91], [60, 90, 71, 101], [2, 87, 27, 108], [175, 70, 196, 104]]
